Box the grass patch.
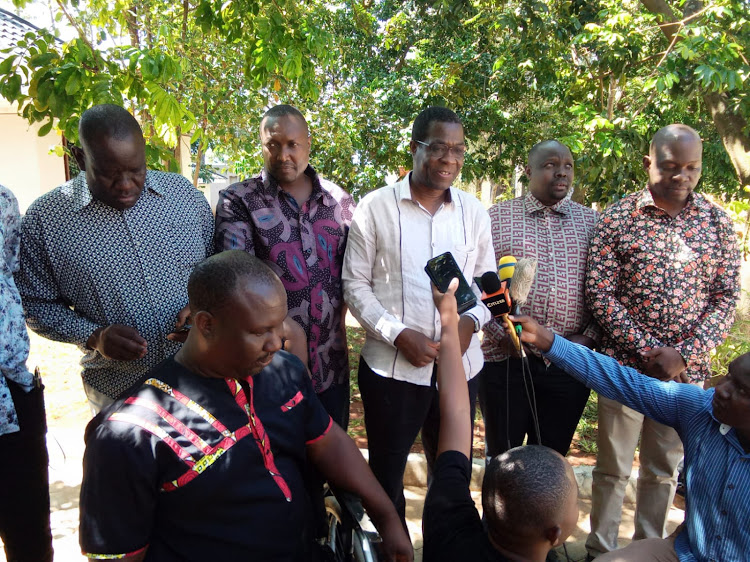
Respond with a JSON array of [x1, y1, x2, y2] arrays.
[[574, 392, 599, 455]]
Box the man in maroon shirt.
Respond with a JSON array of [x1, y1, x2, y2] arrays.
[[480, 140, 599, 458]]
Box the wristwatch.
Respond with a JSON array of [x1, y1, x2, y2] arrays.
[[467, 314, 481, 333]]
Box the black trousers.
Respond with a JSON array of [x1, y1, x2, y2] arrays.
[[478, 355, 590, 457], [358, 358, 479, 527], [308, 380, 351, 539], [0, 380, 53, 562], [317, 381, 350, 432]]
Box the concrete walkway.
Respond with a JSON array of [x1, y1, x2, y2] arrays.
[[1, 423, 684, 562]]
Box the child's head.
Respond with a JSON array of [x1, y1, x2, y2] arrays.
[[482, 445, 579, 552]]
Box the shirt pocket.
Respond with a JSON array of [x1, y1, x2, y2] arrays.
[[452, 244, 477, 279], [280, 390, 305, 412]]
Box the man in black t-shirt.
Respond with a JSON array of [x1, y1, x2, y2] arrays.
[[79, 251, 412, 562], [422, 280, 579, 562]]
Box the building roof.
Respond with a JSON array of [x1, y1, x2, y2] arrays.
[[0, 7, 41, 50]]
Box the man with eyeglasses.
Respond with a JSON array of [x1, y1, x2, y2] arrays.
[[343, 106, 495, 526], [215, 104, 355, 430]]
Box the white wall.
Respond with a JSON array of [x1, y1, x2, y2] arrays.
[[0, 101, 66, 213]]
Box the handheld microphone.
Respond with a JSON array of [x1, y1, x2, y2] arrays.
[[508, 257, 538, 338], [480, 271, 511, 317], [498, 255, 516, 285]]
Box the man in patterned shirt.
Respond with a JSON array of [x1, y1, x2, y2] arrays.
[[480, 139, 599, 458], [0, 184, 53, 562], [215, 104, 354, 428], [584, 124, 741, 559], [16, 104, 214, 412]]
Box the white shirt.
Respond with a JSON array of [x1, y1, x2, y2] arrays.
[[342, 173, 495, 386]]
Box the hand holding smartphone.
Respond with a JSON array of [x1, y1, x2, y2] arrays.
[[424, 252, 477, 314]]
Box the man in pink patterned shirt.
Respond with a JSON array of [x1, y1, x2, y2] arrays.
[[480, 139, 599, 458], [214, 105, 354, 429]]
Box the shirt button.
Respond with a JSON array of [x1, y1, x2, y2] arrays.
[[728, 484, 735, 490], [145, 275, 151, 281], [721, 509, 727, 516], [716, 535, 722, 540]]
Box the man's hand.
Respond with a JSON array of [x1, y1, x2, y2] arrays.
[[508, 315, 555, 353], [394, 328, 439, 367], [166, 304, 192, 343], [431, 278, 458, 324], [377, 515, 414, 561], [640, 347, 687, 382], [567, 334, 596, 349], [87, 325, 147, 360]]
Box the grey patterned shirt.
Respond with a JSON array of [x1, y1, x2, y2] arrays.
[[0, 185, 33, 435], [16, 171, 214, 399]]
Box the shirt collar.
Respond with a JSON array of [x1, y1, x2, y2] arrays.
[[523, 192, 571, 215], [398, 172, 454, 205], [259, 165, 333, 206], [69, 170, 163, 212], [635, 186, 707, 214]]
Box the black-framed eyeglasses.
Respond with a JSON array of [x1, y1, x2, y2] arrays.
[[416, 140, 467, 160]]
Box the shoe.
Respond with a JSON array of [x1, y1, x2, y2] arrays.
[[585, 555, 596, 562]]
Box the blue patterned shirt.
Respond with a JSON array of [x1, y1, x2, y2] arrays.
[[545, 336, 750, 562], [16, 171, 214, 399], [0, 185, 34, 435]]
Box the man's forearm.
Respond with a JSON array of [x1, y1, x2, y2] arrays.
[[25, 300, 101, 348], [309, 424, 402, 529], [544, 335, 695, 430], [437, 320, 471, 458]]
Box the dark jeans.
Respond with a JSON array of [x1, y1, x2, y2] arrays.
[[478, 355, 590, 457], [0, 379, 53, 562], [358, 358, 479, 527]]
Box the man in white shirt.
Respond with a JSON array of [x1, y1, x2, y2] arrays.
[[342, 106, 495, 525]]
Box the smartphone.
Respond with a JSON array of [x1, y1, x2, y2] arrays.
[[424, 252, 477, 314]]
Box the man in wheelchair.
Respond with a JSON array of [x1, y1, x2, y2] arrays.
[[79, 251, 412, 561]]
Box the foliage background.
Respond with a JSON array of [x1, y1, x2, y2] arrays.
[[1, 0, 748, 223]]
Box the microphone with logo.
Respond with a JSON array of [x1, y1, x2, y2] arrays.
[[480, 256, 523, 354]]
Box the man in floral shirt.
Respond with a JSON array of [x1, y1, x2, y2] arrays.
[[0, 184, 53, 561], [583, 124, 741, 559]]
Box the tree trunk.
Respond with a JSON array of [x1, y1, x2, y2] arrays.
[[640, 0, 750, 188], [192, 142, 204, 188]]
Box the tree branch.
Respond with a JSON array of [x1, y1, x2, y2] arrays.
[[55, 0, 101, 70]]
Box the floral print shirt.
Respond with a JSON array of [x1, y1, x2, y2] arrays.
[[585, 188, 741, 383], [0, 185, 34, 435], [214, 166, 355, 393]]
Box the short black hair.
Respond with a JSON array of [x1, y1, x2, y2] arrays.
[[261, 104, 308, 131], [482, 445, 575, 547], [650, 124, 702, 154], [188, 251, 283, 315], [411, 106, 462, 142], [78, 104, 143, 148], [528, 139, 571, 166]]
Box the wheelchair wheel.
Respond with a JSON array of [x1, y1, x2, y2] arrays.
[[323, 494, 381, 562]]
